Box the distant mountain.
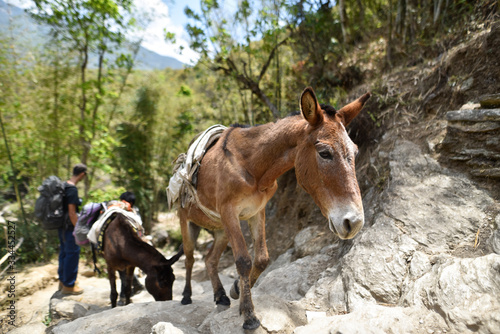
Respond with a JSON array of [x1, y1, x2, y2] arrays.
[[135, 46, 185, 70], [0, 0, 186, 70]]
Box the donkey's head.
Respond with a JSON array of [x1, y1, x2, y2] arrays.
[[295, 87, 370, 240], [145, 245, 184, 301]]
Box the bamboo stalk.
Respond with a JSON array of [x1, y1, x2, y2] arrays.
[[0, 110, 30, 239]]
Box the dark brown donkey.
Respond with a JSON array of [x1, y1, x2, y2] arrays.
[[102, 213, 183, 307], [177, 87, 370, 329]]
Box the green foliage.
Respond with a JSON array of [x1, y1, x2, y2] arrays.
[[166, 226, 183, 249], [86, 186, 127, 204], [28, 0, 140, 197], [0, 0, 496, 266], [177, 84, 193, 97], [113, 86, 158, 231], [42, 311, 52, 326]]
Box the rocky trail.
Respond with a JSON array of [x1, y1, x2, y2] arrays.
[[1, 244, 242, 333]]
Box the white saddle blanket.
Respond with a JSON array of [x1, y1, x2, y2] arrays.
[[87, 207, 143, 245], [166, 124, 227, 210]]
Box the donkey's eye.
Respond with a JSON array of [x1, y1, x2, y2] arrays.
[[319, 150, 333, 160]]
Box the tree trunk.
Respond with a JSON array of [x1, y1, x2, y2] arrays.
[[51, 51, 60, 176], [338, 0, 348, 43], [357, 0, 365, 32], [249, 82, 279, 119], [79, 43, 90, 167], [396, 0, 406, 37], [387, 0, 394, 68], [0, 110, 29, 238], [434, 0, 445, 27]]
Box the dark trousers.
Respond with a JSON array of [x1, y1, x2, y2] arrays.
[[58, 227, 81, 287]]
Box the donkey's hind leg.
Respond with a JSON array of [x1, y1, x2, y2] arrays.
[[205, 229, 230, 307], [123, 266, 135, 305], [108, 266, 118, 308], [180, 212, 200, 305]]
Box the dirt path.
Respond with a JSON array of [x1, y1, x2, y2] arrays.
[[0, 246, 236, 334]]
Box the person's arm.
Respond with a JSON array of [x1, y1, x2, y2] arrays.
[[68, 203, 78, 226]]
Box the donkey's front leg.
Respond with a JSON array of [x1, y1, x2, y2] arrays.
[[230, 210, 269, 301], [222, 206, 260, 330], [248, 209, 270, 287]]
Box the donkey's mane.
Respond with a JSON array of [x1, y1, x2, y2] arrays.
[[230, 123, 251, 128], [320, 104, 337, 117], [222, 104, 337, 153], [286, 104, 337, 118]]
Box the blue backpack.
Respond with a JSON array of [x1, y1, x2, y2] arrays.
[[74, 202, 103, 246]]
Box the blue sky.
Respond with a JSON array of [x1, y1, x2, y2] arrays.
[[5, 0, 203, 64], [165, 0, 200, 28]]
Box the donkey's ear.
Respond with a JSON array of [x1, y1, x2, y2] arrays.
[[300, 87, 323, 127], [337, 92, 371, 126], [167, 244, 184, 265]]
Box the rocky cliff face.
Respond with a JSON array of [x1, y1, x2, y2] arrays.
[[440, 94, 500, 181], [25, 21, 500, 334]]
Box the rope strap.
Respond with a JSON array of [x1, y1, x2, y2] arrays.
[[179, 173, 221, 222]]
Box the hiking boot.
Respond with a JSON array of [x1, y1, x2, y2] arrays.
[[58, 281, 63, 291], [61, 284, 84, 295]]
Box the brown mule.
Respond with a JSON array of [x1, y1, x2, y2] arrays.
[[177, 87, 370, 329], [102, 213, 183, 307]]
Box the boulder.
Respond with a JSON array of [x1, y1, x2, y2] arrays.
[[441, 107, 500, 182], [294, 304, 448, 334], [403, 254, 500, 333], [200, 295, 307, 334], [479, 93, 500, 108], [151, 322, 185, 334], [49, 300, 215, 334]]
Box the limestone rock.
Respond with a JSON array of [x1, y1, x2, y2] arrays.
[[50, 300, 215, 334], [403, 254, 500, 333], [446, 108, 500, 122], [480, 93, 500, 108], [294, 304, 448, 334], [6, 322, 48, 334], [441, 107, 500, 183], [151, 322, 185, 334], [253, 253, 330, 301], [293, 225, 330, 259], [200, 295, 307, 334], [51, 299, 92, 320]]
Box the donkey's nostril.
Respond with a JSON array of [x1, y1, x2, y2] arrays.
[[343, 218, 352, 233]]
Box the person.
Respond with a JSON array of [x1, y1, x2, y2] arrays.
[[58, 163, 87, 295], [119, 191, 141, 219], [116, 191, 145, 304]]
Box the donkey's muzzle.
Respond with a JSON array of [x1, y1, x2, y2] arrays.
[[328, 208, 364, 239]]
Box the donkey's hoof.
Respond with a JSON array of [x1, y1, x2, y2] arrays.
[[243, 316, 260, 330], [181, 297, 192, 305], [230, 279, 240, 299], [216, 294, 231, 306]]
